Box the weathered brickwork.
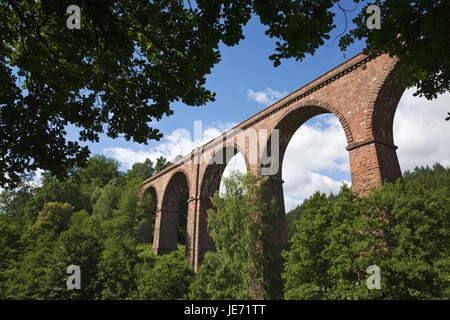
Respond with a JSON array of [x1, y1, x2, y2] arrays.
[[141, 53, 405, 296]]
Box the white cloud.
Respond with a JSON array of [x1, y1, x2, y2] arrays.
[[282, 114, 350, 211], [219, 153, 247, 195], [247, 88, 288, 106], [284, 172, 350, 211], [281, 88, 450, 211], [394, 88, 450, 171], [103, 121, 237, 171]]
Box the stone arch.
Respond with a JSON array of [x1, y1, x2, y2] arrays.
[[152, 170, 190, 255], [140, 183, 160, 210], [137, 185, 158, 244], [260, 99, 352, 177], [200, 145, 250, 200], [189, 145, 249, 268], [162, 170, 190, 212], [369, 63, 406, 146]]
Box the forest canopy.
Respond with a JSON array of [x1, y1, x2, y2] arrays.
[[0, 157, 448, 300]]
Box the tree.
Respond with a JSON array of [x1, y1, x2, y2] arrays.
[[0, 215, 21, 298], [76, 155, 120, 187], [0, 172, 36, 229], [283, 165, 450, 300], [339, 0, 449, 100], [96, 236, 139, 299], [31, 202, 74, 234], [189, 171, 279, 299], [283, 191, 334, 300], [45, 223, 103, 299], [285, 202, 307, 241], [125, 158, 155, 184], [136, 246, 194, 300], [92, 180, 120, 220], [154, 156, 171, 174], [0, 0, 324, 187], [23, 177, 81, 227], [5, 1, 445, 187]]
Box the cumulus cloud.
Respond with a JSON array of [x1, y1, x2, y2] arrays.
[[219, 152, 247, 195], [103, 121, 237, 170], [281, 88, 450, 211], [282, 114, 350, 211], [247, 88, 288, 106], [394, 88, 450, 171]]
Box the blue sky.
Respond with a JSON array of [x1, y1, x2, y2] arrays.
[[62, 4, 450, 210]]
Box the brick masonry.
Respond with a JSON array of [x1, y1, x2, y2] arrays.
[[141, 52, 406, 296]]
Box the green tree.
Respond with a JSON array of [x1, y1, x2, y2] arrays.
[[125, 158, 155, 184], [154, 156, 171, 174], [283, 191, 335, 299], [136, 246, 193, 300], [339, 0, 449, 100], [2, 231, 57, 299], [0, 173, 36, 230], [92, 180, 120, 220], [31, 202, 74, 234], [283, 166, 450, 300], [403, 163, 450, 190], [45, 223, 103, 299], [286, 202, 306, 241], [76, 155, 120, 187], [189, 171, 279, 299], [23, 176, 81, 227], [96, 236, 139, 299], [0, 215, 21, 298]]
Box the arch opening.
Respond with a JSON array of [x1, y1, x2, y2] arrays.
[[162, 171, 189, 245], [154, 170, 189, 255], [392, 87, 450, 176], [138, 186, 157, 244], [219, 152, 248, 196], [261, 104, 351, 243], [281, 113, 351, 213], [200, 146, 249, 200]]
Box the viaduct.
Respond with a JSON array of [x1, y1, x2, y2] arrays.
[[141, 52, 405, 295]]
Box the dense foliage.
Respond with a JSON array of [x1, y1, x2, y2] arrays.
[[1, 158, 448, 300], [189, 172, 279, 299], [0, 154, 194, 299], [284, 163, 450, 299]]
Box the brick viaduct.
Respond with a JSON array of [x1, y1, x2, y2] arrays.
[[141, 52, 405, 295]]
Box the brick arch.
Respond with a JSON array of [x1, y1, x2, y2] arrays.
[[190, 145, 249, 269], [140, 183, 159, 211], [199, 145, 249, 200], [162, 170, 190, 210], [368, 62, 405, 146], [152, 170, 190, 255], [144, 185, 157, 211], [260, 98, 353, 177], [137, 185, 158, 244]]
